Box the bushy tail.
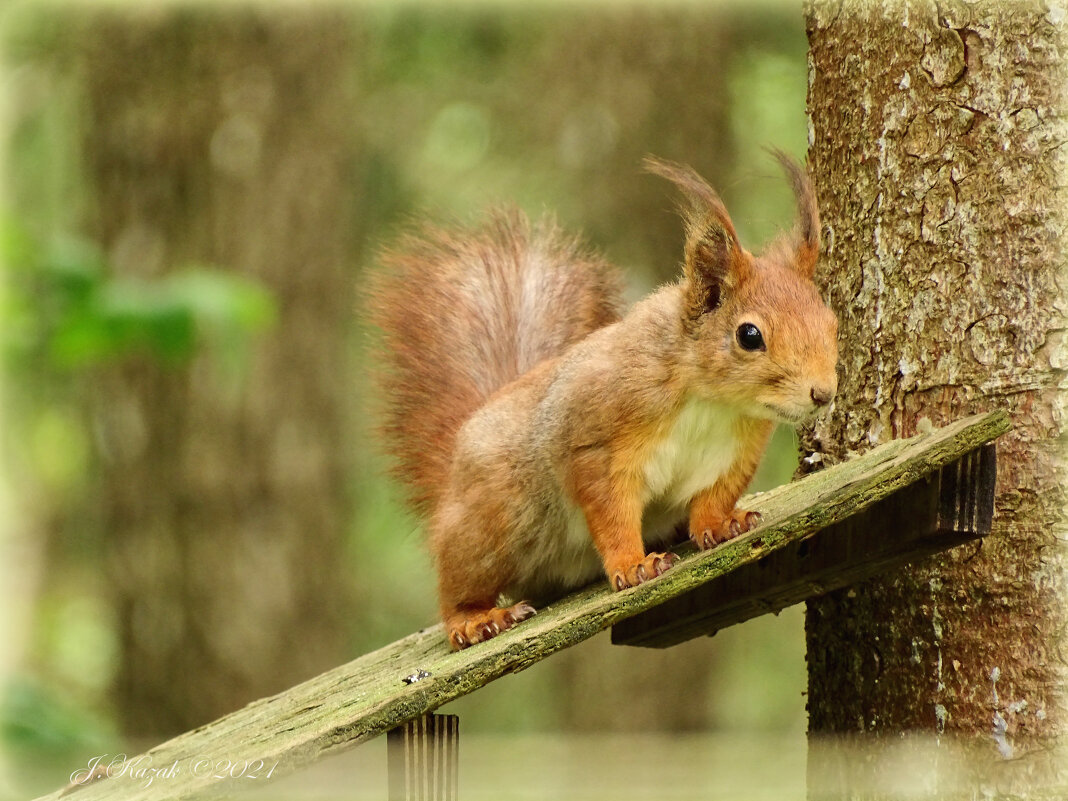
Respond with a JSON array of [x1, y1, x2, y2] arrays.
[[369, 209, 623, 516]]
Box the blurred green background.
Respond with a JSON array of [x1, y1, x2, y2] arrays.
[[0, 1, 811, 798]]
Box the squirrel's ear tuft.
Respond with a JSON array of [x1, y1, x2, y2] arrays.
[[769, 149, 820, 278], [644, 156, 751, 321]]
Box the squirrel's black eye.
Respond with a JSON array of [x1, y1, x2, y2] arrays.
[[736, 323, 765, 351]]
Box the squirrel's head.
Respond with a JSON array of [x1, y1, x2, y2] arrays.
[[647, 153, 839, 424]]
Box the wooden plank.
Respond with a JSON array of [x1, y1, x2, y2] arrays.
[[387, 714, 459, 801], [611, 443, 997, 647], [38, 411, 1010, 801]]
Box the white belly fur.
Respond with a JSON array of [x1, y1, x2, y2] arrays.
[[642, 398, 742, 508], [513, 399, 743, 600]]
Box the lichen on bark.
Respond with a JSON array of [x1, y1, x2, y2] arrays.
[[803, 0, 1067, 792]]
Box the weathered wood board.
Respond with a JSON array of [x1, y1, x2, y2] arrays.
[[612, 442, 997, 646], [43, 411, 1010, 801]]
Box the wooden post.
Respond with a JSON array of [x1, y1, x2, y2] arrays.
[[612, 444, 997, 648], [387, 714, 459, 801]]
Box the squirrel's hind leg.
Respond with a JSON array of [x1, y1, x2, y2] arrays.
[[443, 602, 537, 650], [431, 508, 537, 649]]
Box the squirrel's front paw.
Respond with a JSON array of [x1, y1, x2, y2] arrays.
[[690, 509, 762, 550], [610, 551, 677, 591]]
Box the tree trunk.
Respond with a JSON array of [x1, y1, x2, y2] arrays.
[[802, 1, 1066, 795], [80, 8, 355, 736]]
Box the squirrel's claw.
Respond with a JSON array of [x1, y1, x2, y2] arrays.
[[654, 552, 677, 575], [691, 508, 763, 551], [502, 604, 534, 626], [611, 551, 678, 591]]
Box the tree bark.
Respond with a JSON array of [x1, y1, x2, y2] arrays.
[[79, 8, 355, 735], [803, 1, 1066, 794]]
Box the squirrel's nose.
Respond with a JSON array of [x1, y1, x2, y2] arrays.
[[810, 386, 834, 408]]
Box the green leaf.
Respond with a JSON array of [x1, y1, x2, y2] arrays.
[[163, 267, 277, 334], [1, 220, 277, 369]]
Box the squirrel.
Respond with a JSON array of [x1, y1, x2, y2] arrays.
[[370, 154, 838, 650]]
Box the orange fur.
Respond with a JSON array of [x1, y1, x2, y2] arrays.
[[368, 211, 622, 516], [370, 158, 838, 649]]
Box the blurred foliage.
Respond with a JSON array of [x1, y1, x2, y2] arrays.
[[344, 4, 810, 291], [0, 676, 112, 755], [1, 221, 276, 371], [0, 214, 276, 794], [0, 9, 277, 779]]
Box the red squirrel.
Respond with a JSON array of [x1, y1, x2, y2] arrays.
[[371, 154, 838, 650]]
